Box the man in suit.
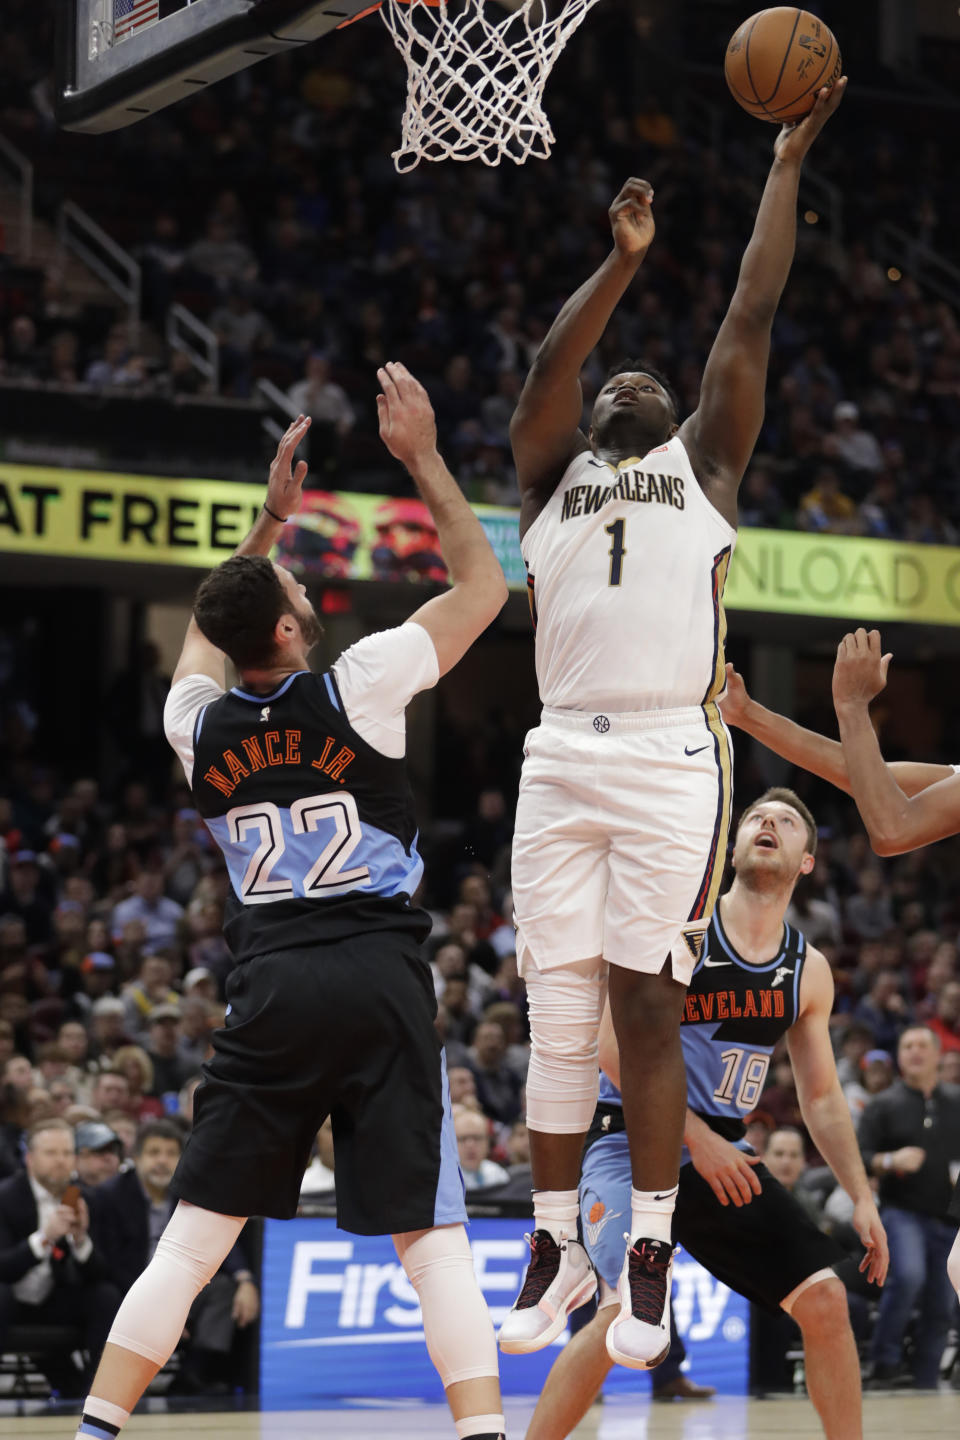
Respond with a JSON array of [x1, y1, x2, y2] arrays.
[[0, 1119, 118, 1395], [89, 1120, 259, 1390]]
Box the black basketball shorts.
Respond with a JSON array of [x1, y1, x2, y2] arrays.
[[581, 1120, 844, 1314], [171, 933, 466, 1235]]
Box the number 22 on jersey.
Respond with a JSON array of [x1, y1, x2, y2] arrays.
[[226, 792, 371, 904]]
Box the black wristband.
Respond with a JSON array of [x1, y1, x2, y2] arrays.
[[263, 503, 288, 523]]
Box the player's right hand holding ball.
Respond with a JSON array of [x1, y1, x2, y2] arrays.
[[774, 76, 847, 165]]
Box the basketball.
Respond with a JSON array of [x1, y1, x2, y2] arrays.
[[725, 8, 842, 124]]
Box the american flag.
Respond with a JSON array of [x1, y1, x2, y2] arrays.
[[114, 0, 161, 42]]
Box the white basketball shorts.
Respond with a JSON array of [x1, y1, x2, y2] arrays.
[[512, 703, 733, 985]]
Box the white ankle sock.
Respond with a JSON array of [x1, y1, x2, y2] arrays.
[[76, 1397, 131, 1438], [455, 1414, 506, 1438], [533, 1189, 579, 1244], [629, 1184, 677, 1246]]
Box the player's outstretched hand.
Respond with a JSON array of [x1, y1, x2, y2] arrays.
[[774, 75, 847, 165], [377, 362, 439, 471], [266, 413, 311, 521], [717, 662, 751, 727], [832, 627, 892, 712], [688, 1127, 763, 1208], [853, 1197, 889, 1288], [609, 179, 655, 260]]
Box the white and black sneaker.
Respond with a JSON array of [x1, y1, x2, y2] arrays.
[[498, 1229, 596, 1354], [605, 1237, 673, 1370]]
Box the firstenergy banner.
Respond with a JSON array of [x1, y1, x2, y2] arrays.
[[259, 1217, 749, 1404], [4, 461, 960, 626]]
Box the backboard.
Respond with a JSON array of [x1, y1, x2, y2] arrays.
[[56, 0, 375, 133]]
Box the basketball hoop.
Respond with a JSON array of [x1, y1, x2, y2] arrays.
[[377, 0, 605, 171]]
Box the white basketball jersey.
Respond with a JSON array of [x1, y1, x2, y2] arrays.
[[522, 436, 737, 713]]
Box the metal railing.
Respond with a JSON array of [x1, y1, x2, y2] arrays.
[[255, 377, 300, 446], [874, 222, 960, 310], [0, 133, 33, 262], [166, 303, 220, 393], [57, 199, 141, 342]]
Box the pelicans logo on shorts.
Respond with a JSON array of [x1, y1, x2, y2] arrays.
[[583, 1196, 623, 1248]]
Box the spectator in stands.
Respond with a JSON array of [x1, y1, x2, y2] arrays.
[[854, 971, 912, 1056], [858, 1026, 960, 1387], [468, 1019, 523, 1126], [90, 1120, 259, 1391], [845, 867, 895, 941], [758, 1052, 804, 1135], [928, 980, 960, 1054], [0, 1120, 118, 1395], [762, 1127, 824, 1229], [480, 1001, 529, 1083], [738, 463, 784, 529], [177, 996, 213, 1073], [144, 1008, 195, 1101], [447, 1066, 480, 1110], [111, 1047, 164, 1122], [454, 1108, 509, 1191], [828, 402, 884, 474], [88, 998, 131, 1065], [74, 1123, 124, 1191], [843, 1049, 894, 1123], [121, 954, 180, 1038], [90, 1071, 132, 1119], [113, 872, 183, 959], [286, 353, 355, 459], [797, 464, 858, 535]]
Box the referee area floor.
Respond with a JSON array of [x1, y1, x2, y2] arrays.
[[1, 1392, 954, 1438]]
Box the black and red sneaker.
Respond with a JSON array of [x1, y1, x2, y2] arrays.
[[605, 1237, 673, 1370], [498, 1228, 596, 1354]]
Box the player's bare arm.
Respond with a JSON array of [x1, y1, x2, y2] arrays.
[[719, 660, 955, 797], [679, 79, 847, 529], [787, 946, 888, 1286], [171, 413, 312, 687], [510, 179, 655, 533], [833, 627, 960, 855], [378, 362, 508, 675]]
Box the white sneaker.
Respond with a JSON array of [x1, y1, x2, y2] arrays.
[[605, 1236, 673, 1370], [498, 1229, 597, 1354]]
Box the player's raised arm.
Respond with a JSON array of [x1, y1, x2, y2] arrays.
[[509, 181, 656, 514], [679, 80, 846, 528], [719, 661, 956, 798], [833, 628, 960, 855], [171, 413, 312, 686], [377, 363, 507, 676]]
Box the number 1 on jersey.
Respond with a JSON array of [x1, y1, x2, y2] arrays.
[[605, 519, 626, 586]]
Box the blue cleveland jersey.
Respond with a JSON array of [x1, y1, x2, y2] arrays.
[[190, 669, 429, 961], [598, 905, 807, 1145]]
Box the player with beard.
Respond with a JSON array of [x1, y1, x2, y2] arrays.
[[721, 634, 960, 1301], [524, 789, 887, 1440], [501, 86, 847, 1366], [72, 368, 511, 1440]]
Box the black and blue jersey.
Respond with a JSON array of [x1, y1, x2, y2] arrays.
[[598, 905, 808, 1146], [190, 668, 429, 961]]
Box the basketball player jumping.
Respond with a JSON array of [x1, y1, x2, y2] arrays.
[[72, 366, 510, 1440], [500, 82, 847, 1367], [525, 789, 887, 1440], [722, 633, 960, 1298]]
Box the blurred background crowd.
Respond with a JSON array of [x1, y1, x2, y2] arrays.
[[1, 1, 960, 523]]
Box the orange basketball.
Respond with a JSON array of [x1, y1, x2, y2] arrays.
[[724, 8, 841, 124]]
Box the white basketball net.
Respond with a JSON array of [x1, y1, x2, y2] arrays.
[[379, 0, 605, 171]]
